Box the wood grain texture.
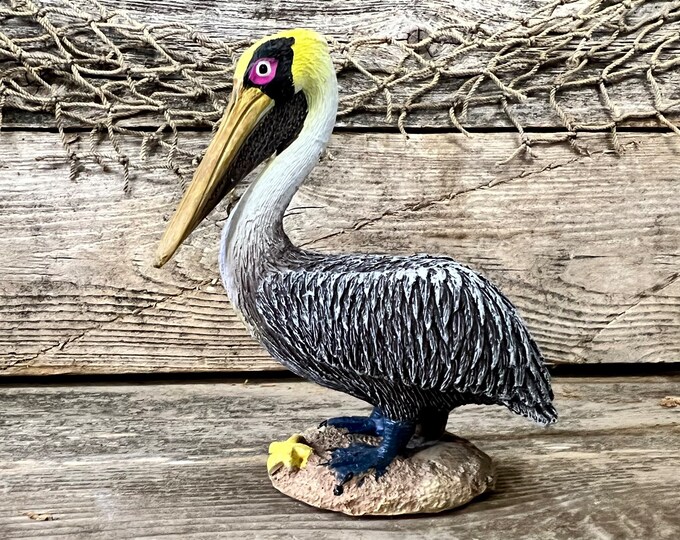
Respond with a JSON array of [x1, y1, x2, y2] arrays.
[[0, 377, 678, 539], [3, 0, 680, 130], [103, 0, 536, 41], [2, 130, 679, 375]]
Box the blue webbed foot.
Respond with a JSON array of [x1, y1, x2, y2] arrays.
[[320, 407, 384, 436], [328, 444, 388, 494], [326, 417, 415, 495]]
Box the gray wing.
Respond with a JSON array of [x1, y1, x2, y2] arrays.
[[255, 254, 556, 423]]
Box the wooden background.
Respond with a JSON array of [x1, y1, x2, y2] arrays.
[[2, 0, 680, 376], [1, 1, 679, 538]]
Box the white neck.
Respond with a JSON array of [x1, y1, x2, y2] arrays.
[[219, 64, 338, 308]]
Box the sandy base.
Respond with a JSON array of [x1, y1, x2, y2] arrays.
[[268, 426, 496, 516]]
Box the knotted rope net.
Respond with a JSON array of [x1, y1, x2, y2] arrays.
[[2, 0, 680, 190]]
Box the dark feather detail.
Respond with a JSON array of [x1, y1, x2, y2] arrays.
[[203, 91, 308, 222], [254, 251, 557, 424]]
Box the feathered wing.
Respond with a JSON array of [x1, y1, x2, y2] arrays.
[[254, 253, 556, 424]]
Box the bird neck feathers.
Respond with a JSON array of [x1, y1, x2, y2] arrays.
[[219, 53, 337, 310]]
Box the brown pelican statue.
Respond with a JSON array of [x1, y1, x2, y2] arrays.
[[154, 29, 556, 490]]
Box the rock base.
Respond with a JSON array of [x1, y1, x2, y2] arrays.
[[268, 426, 496, 516]]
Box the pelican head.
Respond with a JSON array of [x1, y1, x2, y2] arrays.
[[154, 29, 335, 268]]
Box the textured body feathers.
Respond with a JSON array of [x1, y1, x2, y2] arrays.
[[252, 249, 557, 424]]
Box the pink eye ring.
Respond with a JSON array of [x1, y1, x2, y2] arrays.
[[249, 58, 278, 85]]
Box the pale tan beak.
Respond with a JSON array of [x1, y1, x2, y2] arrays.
[[154, 86, 274, 268]]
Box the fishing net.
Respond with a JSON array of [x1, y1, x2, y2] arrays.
[[2, 0, 680, 190]]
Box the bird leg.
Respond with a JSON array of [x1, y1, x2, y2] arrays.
[[417, 409, 449, 442], [327, 417, 415, 494], [320, 407, 384, 436]]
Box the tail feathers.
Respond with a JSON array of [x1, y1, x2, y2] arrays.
[[506, 398, 558, 425]]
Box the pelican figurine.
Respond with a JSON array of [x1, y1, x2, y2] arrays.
[[154, 29, 557, 488]]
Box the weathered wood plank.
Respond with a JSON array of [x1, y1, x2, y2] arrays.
[[5, 76, 675, 131], [3, 0, 680, 130], [0, 377, 678, 539], [81, 0, 680, 133], [1, 130, 679, 375], [103, 0, 535, 41]]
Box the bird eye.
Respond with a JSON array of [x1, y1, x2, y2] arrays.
[[257, 60, 271, 76], [249, 58, 278, 85]]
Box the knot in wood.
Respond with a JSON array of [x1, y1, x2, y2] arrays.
[[408, 27, 425, 42], [406, 27, 435, 59]]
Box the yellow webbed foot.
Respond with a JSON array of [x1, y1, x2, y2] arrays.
[[267, 434, 313, 474]]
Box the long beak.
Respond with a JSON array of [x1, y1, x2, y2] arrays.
[[154, 86, 274, 268]]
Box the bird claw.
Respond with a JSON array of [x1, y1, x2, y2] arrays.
[[333, 472, 354, 495]]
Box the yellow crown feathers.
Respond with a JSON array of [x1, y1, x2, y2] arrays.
[[234, 29, 332, 94]]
